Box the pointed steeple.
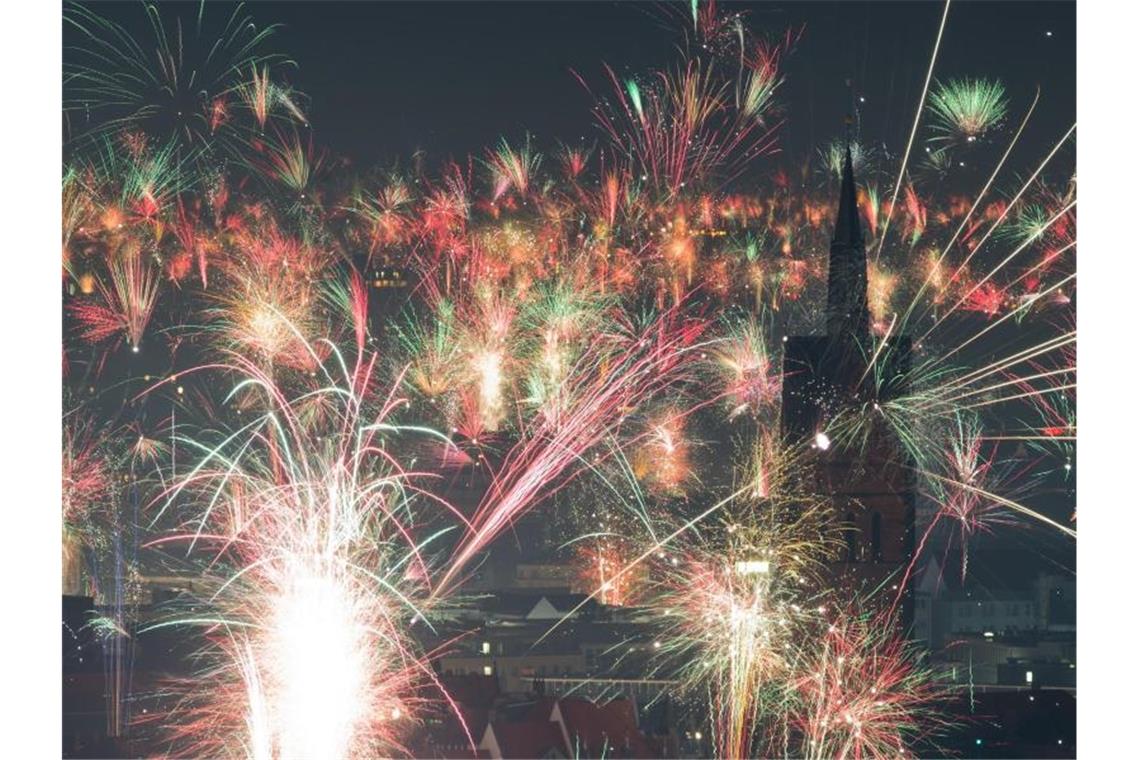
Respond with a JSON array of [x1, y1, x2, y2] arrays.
[[834, 143, 863, 249], [826, 133, 870, 341]]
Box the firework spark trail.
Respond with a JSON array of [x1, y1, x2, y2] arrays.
[[873, 0, 951, 263], [322, 267, 371, 354], [435, 305, 708, 596], [912, 123, 1077, 336], [70, 243, 161, 351], [59, 3, 1077, 754], [923, 204, 1076, 338], [793, 609, 949, 760], [139, 341, 476, 758], [933, 281, 1075, 363], [650, 491, 838, 759], [935, 366, 1074, 407], [897, 86, 1039, 324], [921, 331, 1076, 401]]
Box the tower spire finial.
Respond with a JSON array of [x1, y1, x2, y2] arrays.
[[844, 78, 855, 148]]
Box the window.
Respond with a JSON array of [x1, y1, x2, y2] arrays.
[[870, 512, 882, 562], [483, 666, 493, 676], [845, 512, 858, 562]]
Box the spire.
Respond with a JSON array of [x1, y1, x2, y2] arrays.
[[834, 142, 863, 249], [825, 126, 870, 340]]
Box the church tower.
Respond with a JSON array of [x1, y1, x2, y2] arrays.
[[826, 144, 870, 341], [780, 138, 916, 628]]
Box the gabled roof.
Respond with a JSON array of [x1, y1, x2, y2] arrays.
[[551, 697, 660, 758], [485, 592, 596, 620], [481, 719, 568, 759]]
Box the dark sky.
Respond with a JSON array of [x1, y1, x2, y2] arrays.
[[242, 0, 1075, 171], [78, 1, 1076, 170], [66, 0, 1076, 582]]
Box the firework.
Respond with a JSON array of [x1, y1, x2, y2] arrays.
[[65, 1, 295, 151], [521, 279, 612, 423], [436, 305, 707, 595], [582, 56, 782, 197], [793, 608, 948, 760], [927, 78, 1008, 146], [58, 3, 1076, 755], [69, 240, 161, 351], [632, 409, 694, 497], [210, 268, 326, 372], [398, 299, 464, 400], [255, 128, 325, 201], [821, 139, 870, 180], [925, 413, 1021, 581], [149, 348, 461, 758], [708, 312, 781, 419], [485, 135, 542, 203], [651, 485, 838, 759], [239, 64, 308, 132]]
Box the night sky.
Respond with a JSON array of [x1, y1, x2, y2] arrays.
[[55, 5, 1081, 755], [63, 1, 1076, 583], [81, 1, 1075, 174]]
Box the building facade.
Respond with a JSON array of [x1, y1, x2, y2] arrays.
[[780, 143, 916, 627]]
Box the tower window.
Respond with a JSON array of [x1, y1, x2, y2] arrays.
[[845, 511, 857, 562], [871, 512, 883, 562]]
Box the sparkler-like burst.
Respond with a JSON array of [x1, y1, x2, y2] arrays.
[[708, 311, 782, 419], [69, 240, 161, 352], [60, 2, 1076, 756], [651, 475, 839, 759], [64, 1, 296, 151], [583, 55, 782, 197], [254, 128, 326, 203], [210, 270, 327, 373], [62, 416, 117, 595], [521, 279, 612, 423], [927, 77, 1008, 147], [486, 135, 542, 202], [633, 409, 695, 497], [821, 138, 871, 180], [793, 608, 949, 760], [926, 413, 1021, 580], [150, 347, 462, 758], [398, 298, 464, 401]]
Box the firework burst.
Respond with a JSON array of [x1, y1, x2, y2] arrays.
[[149, 347, 463, 758], [927, 77, 1008, 147], [792, 608, 948, 760]]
